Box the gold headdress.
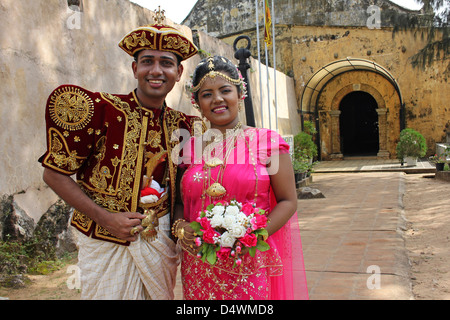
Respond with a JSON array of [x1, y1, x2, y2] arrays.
[[118, 7, 198, 61], [190, 56, 248, 109]]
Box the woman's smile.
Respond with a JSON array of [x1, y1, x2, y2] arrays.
[[211, 105, 228, 114]]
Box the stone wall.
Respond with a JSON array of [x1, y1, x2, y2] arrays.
[[0, 0, 299, 245], [183, 0, 449, 160]]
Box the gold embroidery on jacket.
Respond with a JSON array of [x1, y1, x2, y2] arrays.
[[48, 86, 94, 131], [76, 93, 144, 214], [47, 128, 85, 173], [89, 136, 112, 191], [147, 130, 162, 148], [72, 209, 93, 232], [90, 92, 144, 213]]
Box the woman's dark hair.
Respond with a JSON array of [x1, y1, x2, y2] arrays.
[[191, 56, 241, 101]]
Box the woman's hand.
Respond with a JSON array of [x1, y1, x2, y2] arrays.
[[175, 220, 200, 255]]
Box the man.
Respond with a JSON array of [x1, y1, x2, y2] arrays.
[[39, 22, 200, 299]]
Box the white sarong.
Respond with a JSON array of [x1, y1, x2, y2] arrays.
[[76, 215, 179, 300]]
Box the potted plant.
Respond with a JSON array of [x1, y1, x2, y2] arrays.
[[396, 128, 427, 166], [293, 158, 309, 184], [429, 147, 450, 171]]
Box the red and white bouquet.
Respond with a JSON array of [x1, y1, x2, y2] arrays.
[[190, 199, 270, 267]]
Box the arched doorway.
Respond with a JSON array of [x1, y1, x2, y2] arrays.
[[300, 58, 404, 160], [339, 91, 379, 156]]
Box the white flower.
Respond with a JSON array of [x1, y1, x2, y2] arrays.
[[211, 205, 225, 216], [228, 224, 247, 238], [219, 231, 237, 248], [222, 214, 236, 230], [229, 199, 241, 207], [205, 210, 213, 218], [210, 213, 224, 228], [225, 205, 240, 216], [236, 212, 249, 225]]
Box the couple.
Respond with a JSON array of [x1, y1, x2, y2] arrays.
[[40, 22, 307, 300]]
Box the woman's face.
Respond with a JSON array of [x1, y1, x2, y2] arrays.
[[196, 73, 241, 130]]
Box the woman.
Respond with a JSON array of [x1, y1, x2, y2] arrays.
[[172, 56, 308, 300]]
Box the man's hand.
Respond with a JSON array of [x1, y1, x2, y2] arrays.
[[98, 211, 146, 242], [43, 168, 145, 242]]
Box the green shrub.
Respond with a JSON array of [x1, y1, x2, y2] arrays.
[[294, 121, 318, 160], [396, 128, 427, 161]]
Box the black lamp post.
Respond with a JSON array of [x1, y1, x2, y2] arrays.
[[234, 35, 256, 127]]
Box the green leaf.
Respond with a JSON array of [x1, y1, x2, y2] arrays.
[[199, 245, 208, 262], [254, 229, 268, 238], [206, 249, 217, 265], [190, 221, 201, 233], [256, 240, 270, 252], [249, 246, 256, 257]]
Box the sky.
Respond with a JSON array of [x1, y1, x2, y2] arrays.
[[130, 0, 198, 23], [130, 0, 425, 24]]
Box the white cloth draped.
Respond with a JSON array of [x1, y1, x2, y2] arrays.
[[76, 215, 179, 300]]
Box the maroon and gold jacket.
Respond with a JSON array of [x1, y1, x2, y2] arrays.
[[40, 85, 202, 245]]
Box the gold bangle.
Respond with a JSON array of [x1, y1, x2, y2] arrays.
[[171, 219, 185, 238], [177, 226, 185, 240]]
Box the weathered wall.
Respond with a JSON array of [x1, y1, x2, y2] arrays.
[[0, 0, 299, 240], [183, 0, 422, 36], [184, 0, 450, 159]]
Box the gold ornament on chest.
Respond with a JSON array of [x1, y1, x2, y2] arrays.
[[205, 182, 227, 198], [204, 157, 224, 168], [201, 122, 244, 201]]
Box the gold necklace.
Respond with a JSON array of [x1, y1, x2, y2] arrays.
[[204, 121, 242, 168], [201, 127, 259, 210], [203, 135, 236, 199]]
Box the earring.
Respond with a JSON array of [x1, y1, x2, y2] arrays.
[[238, 101, 244, 112]]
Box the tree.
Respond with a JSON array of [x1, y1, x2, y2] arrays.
[[392, 0, 449, 68]]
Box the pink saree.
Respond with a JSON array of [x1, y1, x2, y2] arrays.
[[180, 128, 308, 300]]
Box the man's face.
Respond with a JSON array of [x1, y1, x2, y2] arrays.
[[132, 49, 183, 106]]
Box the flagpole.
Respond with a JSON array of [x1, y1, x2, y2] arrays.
[[264, 0, 271, 130], [265, 43, 271, 130], [272, 0, 278, 131], [255, 0, 264, 128]]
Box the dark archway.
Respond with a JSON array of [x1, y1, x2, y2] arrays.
[[339, 91, 379, 156]]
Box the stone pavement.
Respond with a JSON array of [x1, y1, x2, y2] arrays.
[[299, 170, 413, 299], [313, 157, 434, 174], [174, 159, 436, 300]]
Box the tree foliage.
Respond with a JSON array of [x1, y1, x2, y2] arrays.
[[392, 0, 449, 68]]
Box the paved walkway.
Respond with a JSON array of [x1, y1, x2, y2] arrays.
[[313, 157, 435, 174], [175, 159, 436, 300], [299, 171, 412, 299]]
